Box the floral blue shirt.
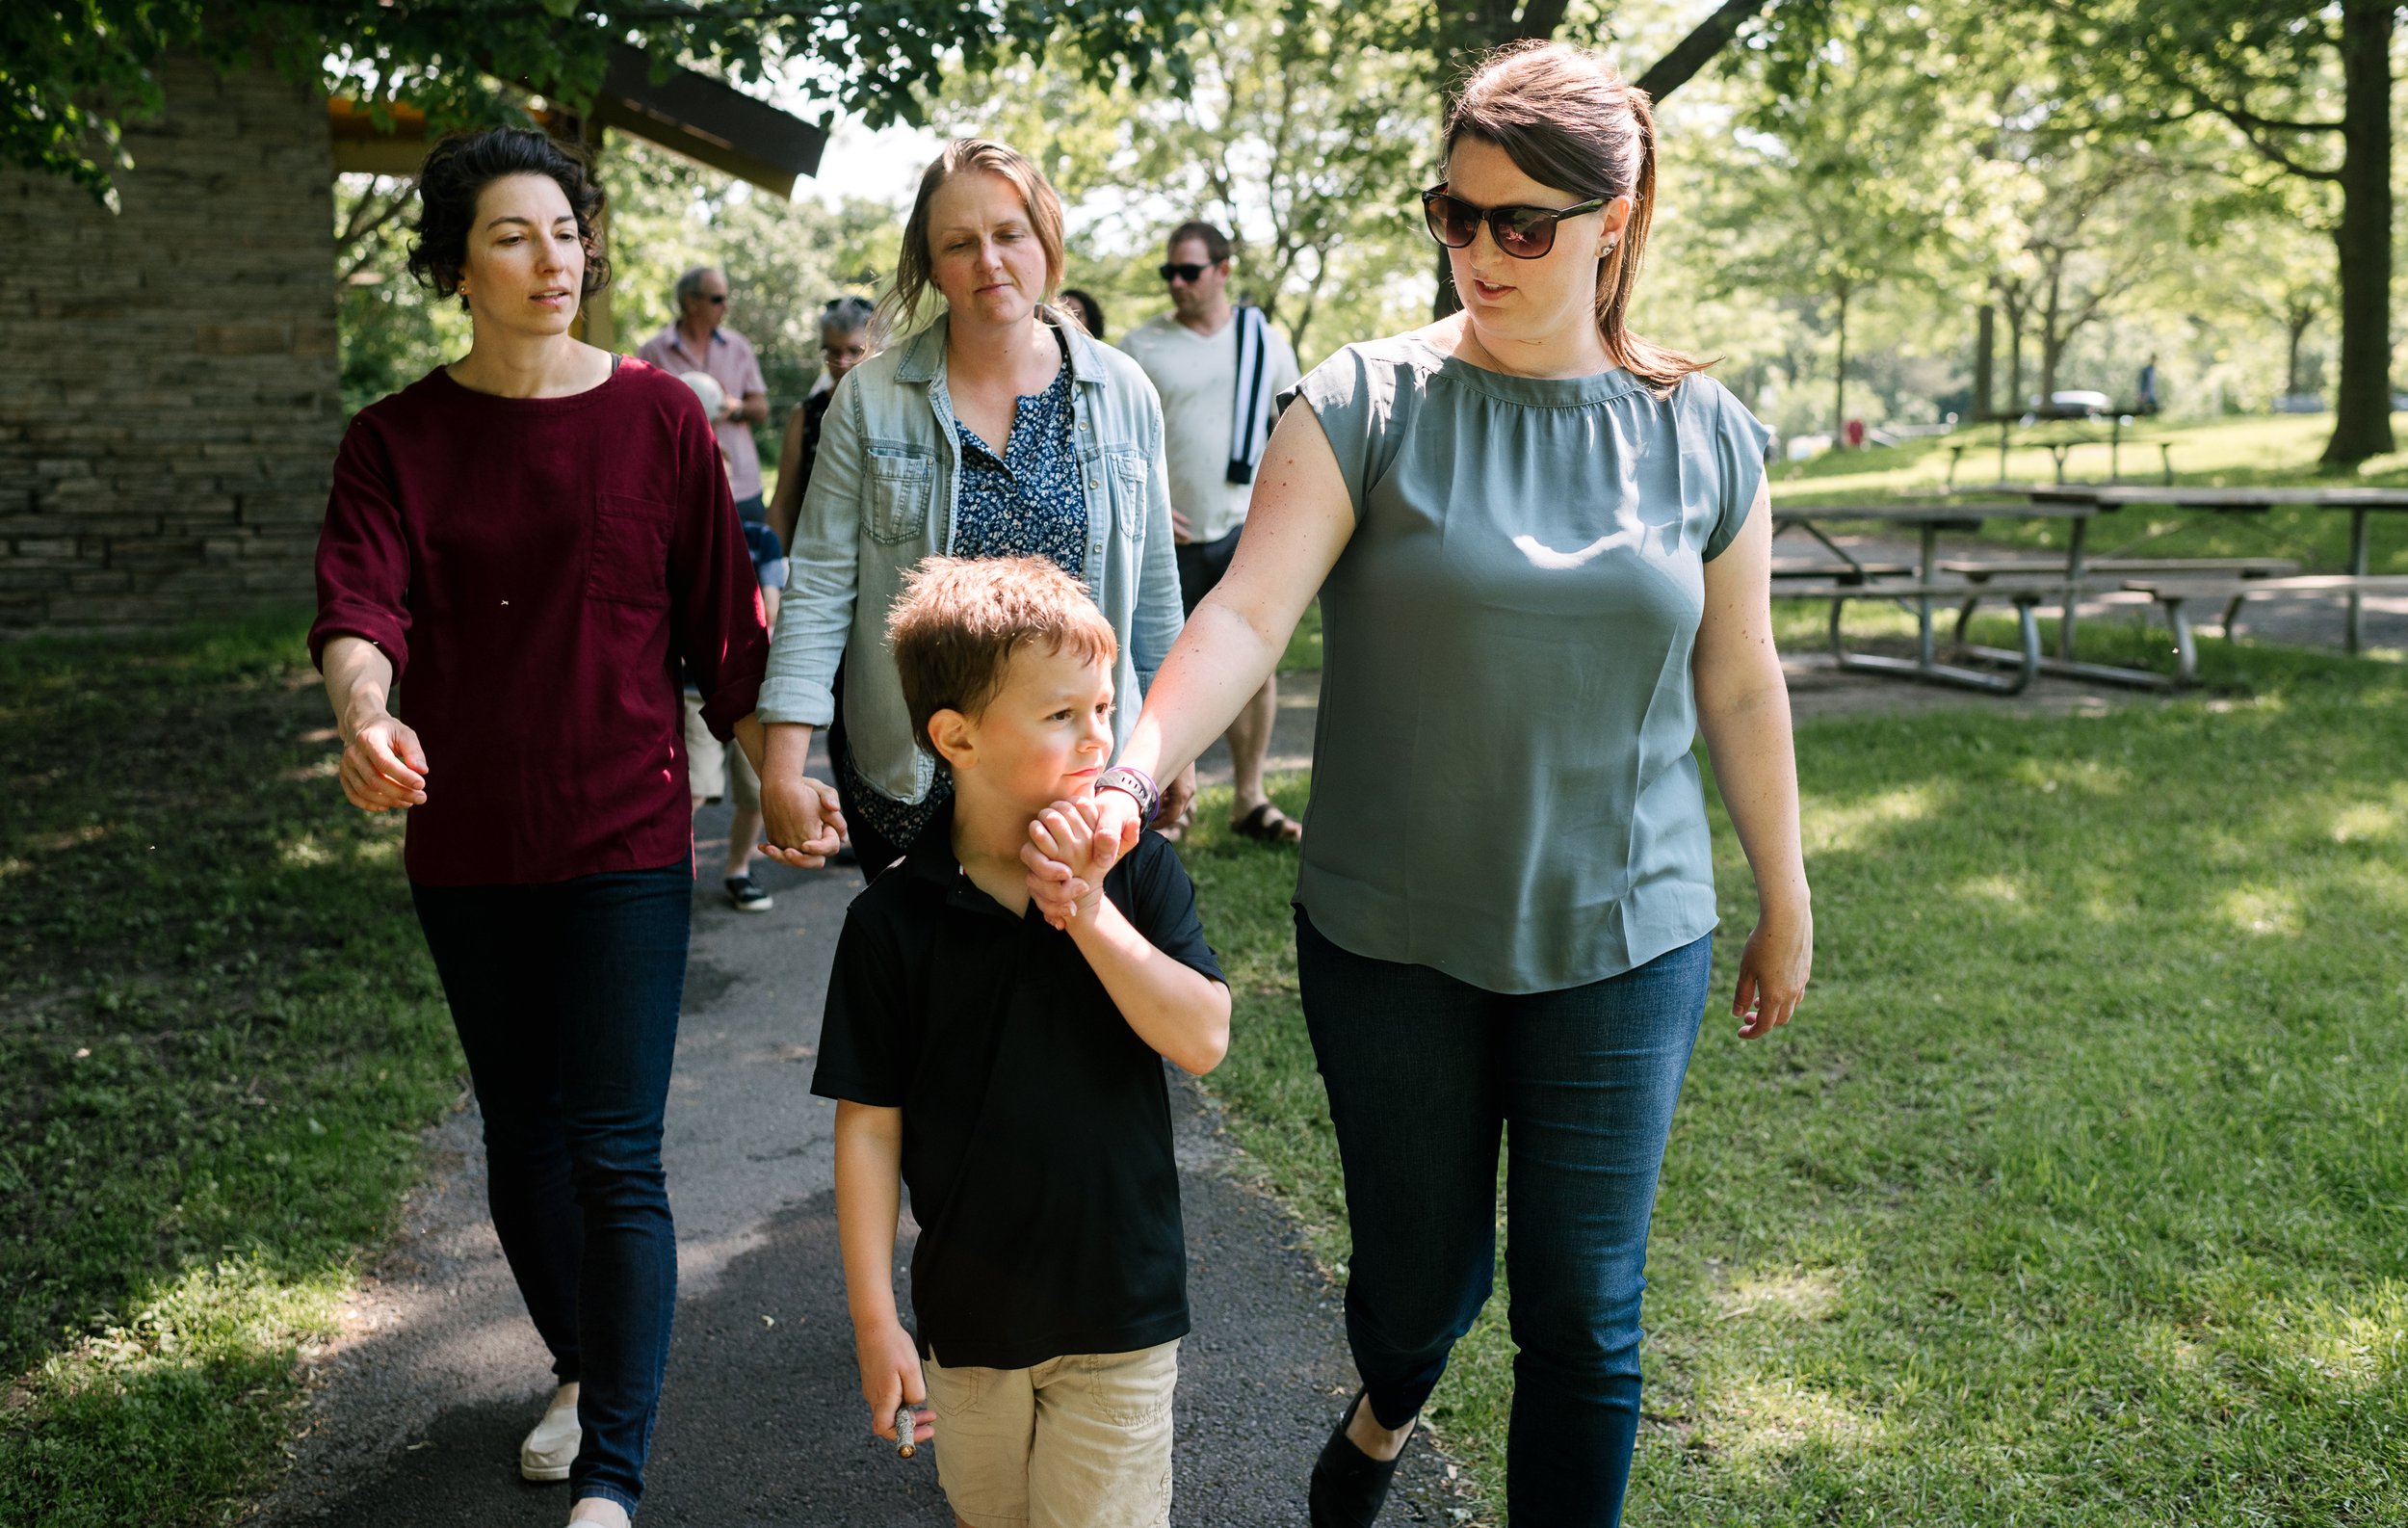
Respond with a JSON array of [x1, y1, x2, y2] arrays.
[[834, 348, 1089, 857], [949, 361, 1086, 576]]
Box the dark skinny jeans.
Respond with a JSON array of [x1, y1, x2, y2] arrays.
[[1296, 909, 1711, 1528], [410, 861, 691, 1515]]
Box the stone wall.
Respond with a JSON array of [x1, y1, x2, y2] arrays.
[[0, 56, 341, 632]]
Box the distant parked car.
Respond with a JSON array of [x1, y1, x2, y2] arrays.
[[2274, 393, 2329, 414], [2048, 389, 2112, 416]]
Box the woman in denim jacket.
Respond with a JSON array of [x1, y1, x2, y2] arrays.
[[755, 139, 1188, 875]]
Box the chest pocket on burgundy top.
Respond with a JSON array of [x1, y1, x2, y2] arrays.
[[587, 492, 673, 607]]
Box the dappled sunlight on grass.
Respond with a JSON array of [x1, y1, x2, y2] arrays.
[[1797, 782, 1945, 855], [1710, 1378, 1891, 1463], [2217, 884, 2303, 937], [1714, 1268, 1843, 1325], [1, 617, 460, 1528]]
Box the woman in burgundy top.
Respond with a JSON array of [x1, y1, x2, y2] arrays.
[[310, 128, 769, 1528]]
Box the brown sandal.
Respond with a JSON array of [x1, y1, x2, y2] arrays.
[[1230, 802, 1302, 844]]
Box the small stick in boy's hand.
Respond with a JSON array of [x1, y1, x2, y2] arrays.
[[895, 1405, 918, 1459]]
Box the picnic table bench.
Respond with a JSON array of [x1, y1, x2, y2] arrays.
[[2123, 575, 2408, 682], [1775, 579, 2057, 695], [1938, 557, 2300, 646], [1771, 558, 1914, 583]]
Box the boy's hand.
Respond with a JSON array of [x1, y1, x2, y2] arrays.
[[1029, 800, 1106, 924], [855, 1319, 933, 1447]]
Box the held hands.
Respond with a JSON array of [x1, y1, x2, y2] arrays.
[[758, 771, 848, 869], [854, 1318, 933, 1450], [1028, 801, 1110, 925], [1732, 902, 1812, 1040], [1024, 788, 1145, 929], [337, 712, 429, 812]]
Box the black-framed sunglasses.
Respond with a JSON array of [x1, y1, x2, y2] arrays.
[[1420, 185, 1610, 259], [1159, 262, 1211, 283]]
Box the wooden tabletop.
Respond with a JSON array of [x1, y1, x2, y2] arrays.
[[2002, 483, 2408, 511], [1773, 499, 2103, 525]]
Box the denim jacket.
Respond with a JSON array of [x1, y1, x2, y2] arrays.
[[758, 307, 1184, 804]]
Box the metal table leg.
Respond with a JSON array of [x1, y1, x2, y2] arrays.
[[2347, 508, 2369, 655], [2058, 514, 2089, 663], [1916, 522, 1937, 669]]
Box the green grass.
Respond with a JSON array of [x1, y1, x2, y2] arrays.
[[1179, 639, 2408, 1524], [1770, 413, 2408, 579], [0, 615, 461, 1528]]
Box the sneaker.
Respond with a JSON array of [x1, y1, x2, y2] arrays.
[[520, 1383, 580, 1483], [724, 874, 772, 912]]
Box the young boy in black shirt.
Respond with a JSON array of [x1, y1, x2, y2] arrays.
[[812, 556, 1231, 1528]]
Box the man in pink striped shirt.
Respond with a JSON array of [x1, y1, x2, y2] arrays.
[[637, 266, 771, 520]]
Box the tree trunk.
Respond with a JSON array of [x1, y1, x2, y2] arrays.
[[1975, 303, 1996, 419], [2321, 0, 2395, 464], [1831, 284, 1849, 440], [2287, 306, 2314, 396]]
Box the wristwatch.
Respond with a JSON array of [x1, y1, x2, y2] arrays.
[[1094, 764, 1161, 825]]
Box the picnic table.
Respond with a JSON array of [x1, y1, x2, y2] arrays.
[[2015, 483, 2408, 653], [1771, 498, 2122, 694], [1946, 411, 2174, 488]]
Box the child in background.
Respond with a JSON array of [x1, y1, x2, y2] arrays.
[[812, 556, 1230, 1528]]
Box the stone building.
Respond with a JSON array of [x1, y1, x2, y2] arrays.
[[0, 50, 823, 634], [0, 58, 343, 632]]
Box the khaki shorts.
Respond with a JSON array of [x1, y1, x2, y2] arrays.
[[923, 1339, 1178, 1528], [682, 692, 759, 811]]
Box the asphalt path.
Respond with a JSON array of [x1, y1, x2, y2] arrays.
[[257, 764, 1467, 1526]]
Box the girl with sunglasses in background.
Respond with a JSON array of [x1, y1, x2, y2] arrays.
[[1028, 39, 1812, 1527]]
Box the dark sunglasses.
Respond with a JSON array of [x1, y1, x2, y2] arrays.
[[696, 293, 727, 304], [1421, 185, 1610, 259], [1159, 262, 1212, 283]]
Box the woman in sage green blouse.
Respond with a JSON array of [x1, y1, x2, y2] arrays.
[[1031, 40, 1812, 1528]]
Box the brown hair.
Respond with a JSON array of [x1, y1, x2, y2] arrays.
[[887, 556, 1117, 756], [1445, 40, 1710, 394], [880, 140, 1068, 338], [1166, 220, 1231, 265], [407, 127, 611, 311]]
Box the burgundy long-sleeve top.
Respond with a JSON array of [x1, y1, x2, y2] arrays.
[[311, 359, 769, 886]]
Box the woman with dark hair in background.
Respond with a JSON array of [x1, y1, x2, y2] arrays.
[[311, 126, 769, 1528], [766, 295, 880, 551], [1058, 286, 1108, 342], [1032, 40, 1812, 1527]]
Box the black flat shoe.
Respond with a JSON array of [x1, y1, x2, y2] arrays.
[[1308, 1390, 1412, 1528]]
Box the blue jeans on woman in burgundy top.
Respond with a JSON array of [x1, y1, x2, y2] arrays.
[[410, 861, 692, 1515], [1295, 909, 1711, 1528]]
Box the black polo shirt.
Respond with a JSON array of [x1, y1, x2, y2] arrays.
[[811, 804, 1224, 1370]]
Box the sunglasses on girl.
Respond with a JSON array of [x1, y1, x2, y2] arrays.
[[1420, 185, 1611, 259]]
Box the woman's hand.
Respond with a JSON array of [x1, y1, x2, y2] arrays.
[[338, 713, 429, 812], [756, 721, 847, 868], [1732, 901, 1811, 1039], [852, 1317, 933, 1448], [759, 770, 847, 869]]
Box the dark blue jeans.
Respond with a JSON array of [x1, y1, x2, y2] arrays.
[[411, 862, 692, 1515], [1296, 909, 1711, 1527]]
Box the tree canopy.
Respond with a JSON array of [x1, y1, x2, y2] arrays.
[[5, 0, 1201, 202]]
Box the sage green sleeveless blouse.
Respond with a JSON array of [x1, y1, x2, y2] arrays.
[[1284, 333, 1771, 994]]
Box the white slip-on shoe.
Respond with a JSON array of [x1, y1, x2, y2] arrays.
[[520, 1384, 581, 1483]]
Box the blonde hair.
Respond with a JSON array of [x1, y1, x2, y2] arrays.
[[887, 556, 1116, 755], [879, 140, 1068, 339], [1446, 40, 1712, 395]]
